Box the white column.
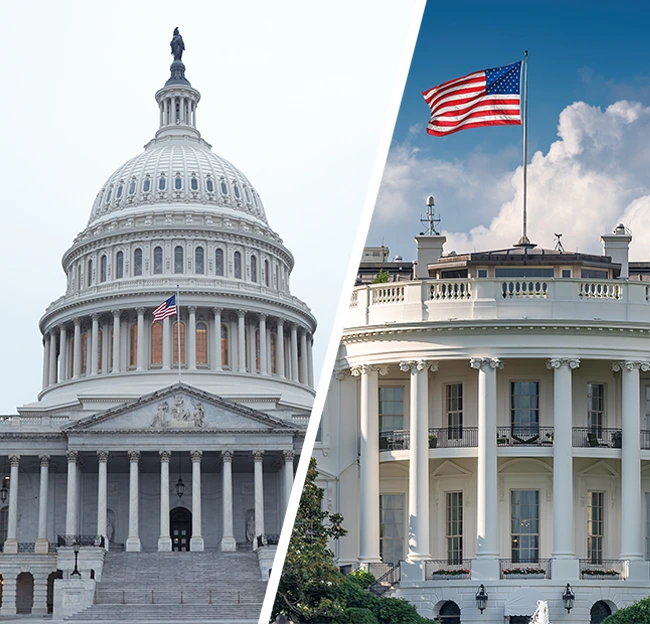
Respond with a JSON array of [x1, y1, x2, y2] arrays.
[[65, 451, 79, 536], [112, 310, 121, 373], [90, 313, 99, 375], [306, 334, 314, 388], [353, 364, 385, 563], [259, 314, 268, 375], [73, 319, 82, 379], [221, 451, 236, 551], [4, 455, 20, 553], [97, 451, 109, 549], [158, 451, 172, 551], [299, 330, 308, 384], [247, 323, 256, 374], [35, 455, 50, 554], [547, 358, 580, 579], [276, 320, 285, 378], [213, 308, 223, 371], [48, 329, 58, 385], [162, 316, 171, 370], [126, 451, 141, 551], [136, 307, 145, 371], [253, 450, 265, 546], [59, 326, 68, 382], [188, 306, 197, 370], [282, 450, 295, 512], [401, 360, 436, 561], [190, 450, 204, 551], [101, 319, 110, 373], [238, 310, 246, 372], [470, 357, 502, 579], [290, 324, 299, 381], [42, 334, 50, 388]]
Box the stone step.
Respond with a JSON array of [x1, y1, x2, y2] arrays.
[[65, 603, 261, 621]]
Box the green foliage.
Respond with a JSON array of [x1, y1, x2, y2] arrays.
[[603, 597, 650, 624], [335, 608, 379, 624], [376, 597, 431, 624], [371, 269, 390, 284], [345, 570, 376, 589]]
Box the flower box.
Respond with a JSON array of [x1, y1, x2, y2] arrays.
[[502, 567, 546, 580], [581, 569, 620, 579], [430, 569, 470, 580]]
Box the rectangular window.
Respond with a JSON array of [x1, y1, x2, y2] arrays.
[[378, 387, 404, 449], [477, 269, 488, 278], [588, 491, 604, 564], [587, 383, 605, 437], [496, 268, 554, 278], [581, 269, 608, 279], [511, 490, 539, 563], [511, 381, 540, 439], [446, 383, 463, 440], [561, 269, 571, 278], [380, 494, 404, 565], [446, 491, 463, 565]]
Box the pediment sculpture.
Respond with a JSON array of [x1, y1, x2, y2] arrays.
[[150, 394, 206, 428]]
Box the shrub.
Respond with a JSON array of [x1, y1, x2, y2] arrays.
[[335, 607, 379, 624], [603, 597, 650, 623]]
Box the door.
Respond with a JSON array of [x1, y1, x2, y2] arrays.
[[170, 507, 192, 551]]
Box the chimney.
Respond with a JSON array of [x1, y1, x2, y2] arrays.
[[601, 224, 632, 279], [414, 235, 446, 279]]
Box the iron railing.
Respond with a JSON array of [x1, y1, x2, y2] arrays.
[[17, 542, 35, 553], [57, 535, 105, 548], [368, 562, 401, 597], [640, 430, 650, 450], [496, 427, 554, 446], [424, 559, 471, 579], [429, 427, 478, 448], [379, 430, 410, 451], [579, 559, 624, 578], [500, 559, 550, 579], [572, 428, 622, 448]]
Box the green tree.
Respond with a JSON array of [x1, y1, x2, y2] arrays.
[[371, 268, 390, 284], [603, 597, 650, 623]]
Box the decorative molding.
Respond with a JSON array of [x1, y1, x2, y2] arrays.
[[221, 450, 234, 463], [252, 450, 264, 462], [66, 451, 79, 463], [9, 455, 20, 467], [469, 357, 503, 370], [612, 360, 650, 372], [350, 364, 389, 377], [546, 358, 581, 370], [128, 451, 141, 463], [282, 450, 295, 462], [399, 360, 439, 373], [96, 451, 109, 463], [190, 450, 203, 463], [159, 450, 171, 462], [39, 455, 50, 467]]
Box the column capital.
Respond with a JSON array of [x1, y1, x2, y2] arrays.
[[91, 313, 100, 322], [190, 450, 203, 463], [111, 309, 122, 318], [66, 451, 79, 464], [237, 309, 246, 319], [74, 317, 82, 327], [39, 455, 50, 467], [613, 360, 650, 372], [222, 450, 234, 463], [399, 360, 439, 373], [188, 306, 197, 314], [97, 451, 110, 463], [259, 312, 267, 321], [136, 307, 146, 315], [350, 363, 389, 377], [333, 368, 349, 381], [282, 450, 295, 462], [546, 357, 581, 370], [212, 307, 223, 315], [470, 357, 503, 370], [276, 318, 284, 328], [128, 451, 141, 463], [9, 455, 20, 467], [253, 450, 264, 462], [159, 450, 171, 462]]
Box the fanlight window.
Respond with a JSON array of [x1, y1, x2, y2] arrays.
[[151, 322, 163, 365], [195, 247, 204, 274], [174, 246, 184, 274], [115, 251, 124, 279], [234, 251, 242, 279], [143, 178, 151, 193], [250, 255, 257, 282], [196, 322, 208, 365], [100, 255, 107, 283], [206, 178, 214, 192], [133, 248, 143, 276], [173, 321, 186, 365], [153, 246, 163, 274], [215, 249, 224, 276]]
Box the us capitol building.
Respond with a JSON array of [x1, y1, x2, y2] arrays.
[[0, 31, 315, 622], [315, 204, 650, 624]]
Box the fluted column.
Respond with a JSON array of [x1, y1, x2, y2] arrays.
[[4, 455, 20, 553], [247, 323, 256, 373], [42, 334, 50, 389], [65, 451, 79, 536], [306, 334, 314, 388], [97, 451, 109, 549], [401, 360, 437, 561], [299, 330, 308, 384], [188, 306, 197, 370], [73, 319, 82, 379], [112, 310, 121, 373], [259, 314, 268, 375], [190, 450, 204, 551], [126, 451, 141, 551], [470, 357, 502, 580], [59, 326, 68, 382], [238, 310, 246, 372], [547, 358, 580, 579], [253, 450, 265, 546], [221, 451, 236, 551], [90, 313, 99, 375], [158, 451, 172, 551], [213, 308, 223, 371], [276, 320, 285, 378], [101, 319, 110, 373], [35, 455, 50, 553], [290, 324, 299, 381], [48, 329, 58, 385], [162, 316, 171, 370], [136, 307, 145, 371], [353, 364, 387, 563], [282, 450, 295, 512]]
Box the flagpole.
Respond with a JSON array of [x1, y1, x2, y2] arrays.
[[519, 50, 530, 246], [176, 284, 181, 383]]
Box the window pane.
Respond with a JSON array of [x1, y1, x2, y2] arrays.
[[151, 322, 163, 365], [174, 246, 184, 274], [195, 247, 204, 274], [221, 324, 229, 367], [215, 249, 224, 276], [588, 491, 604, 564], [447, 383, 463, 440], [154, 247, 163, 274], [511, 490, 539, 563], [587, 383, 605, 437], [446, 492, 463, 564], [129, 324, 137, 368], [511, 381, 540, 437], [378, 387, 404, 432], [173, 322, 186, 365], [251, 256, 257, 282], [234, 252, 242, 279], [116, 251, 124, 279], [134, 248, 143, 276], [380, 494, 404, 564], [196, 322, 208, 365]]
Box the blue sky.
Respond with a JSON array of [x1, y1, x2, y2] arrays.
[[368, 1, 650, 260]]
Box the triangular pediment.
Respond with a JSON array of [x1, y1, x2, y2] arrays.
[[64, 383, 300, 433]]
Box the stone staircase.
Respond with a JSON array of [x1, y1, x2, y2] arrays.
[[64, 551, 266, 623]]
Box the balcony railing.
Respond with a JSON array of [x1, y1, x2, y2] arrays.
[[380, 428, 479, 451], [424, 559, 471, 579], [57, 535, 106, 548], [497, 427, 554, 446], [640, 430, 650, 450], [579, 559, 625, 579], [500, 559, 550, 579], [572, 428, 622, 448], [380, 430, 410, 450]]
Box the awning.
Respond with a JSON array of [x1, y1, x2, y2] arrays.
[[504, 588, 541, 616]]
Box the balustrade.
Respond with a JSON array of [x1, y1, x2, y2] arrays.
[[572, 427, 622, 448]]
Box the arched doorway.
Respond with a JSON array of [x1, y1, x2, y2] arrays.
[[16, 572, 34, 614], [439, 600, 461, 624], [170, 507, 192, 551], [591, 601, 612, 624]]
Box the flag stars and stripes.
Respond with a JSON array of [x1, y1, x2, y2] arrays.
[[153, 295, 177, 321]]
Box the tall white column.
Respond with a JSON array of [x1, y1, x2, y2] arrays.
[[126, 451, 141, 551], [101, 319, 110, 373], [276, 321, 285, 378], [90, 313, 100, 375], [59, 326, 68, 382], [259, 314, 268, 375], [48, 329, 58, 385], [42, 334, 50, 389], [253, 451, 265, 546], [73, 319, 82, 379], [65, 451, 79, 536], [306, 334, 314, 388], [190, 450, 204, 551], [162, 316, 171, 370], [299, 330, 308, 384], [213, 308, 223, 371], [470, 357, 502, 580], [221, 451, 236, 551], [247, 323, 256, 373], [97, 451, 109, 549], [238, 310, 246, 372], [353, 364, 386, 563], [188, 306, 197, 370], [112, 310, 121, 373], [401, 360, 436, 561], [158, 451, 172, 551], [4, 455, 20, 553], [282, 450, 295, 512], [548, 358, 580, 579], [35, 455, 50, 554], [136, 307, 145, 371], [290, 324, 299, 381]]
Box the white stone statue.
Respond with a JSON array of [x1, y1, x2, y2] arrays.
[[246, 517, 255, 543], [151, 401, 170, 427]]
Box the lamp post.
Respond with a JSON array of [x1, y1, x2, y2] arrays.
[[71, 542, 81, 578], [475, 584, 488, 614], [175, 454, 184, 499], [562, 583, 575, 613]]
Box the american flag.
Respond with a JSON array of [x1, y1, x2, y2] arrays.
[[152, 295, 177, 321], [422, 61, 522, 136]]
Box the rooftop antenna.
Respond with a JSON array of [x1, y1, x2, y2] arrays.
[[554, 233, 565, 253], [420, 195, 441, 235]]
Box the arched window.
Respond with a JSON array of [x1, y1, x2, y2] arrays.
[[196, 322, 208, 366], [87, 259, 93, 287], [115, 251, 124, 279], [129, 324, 137, 368], [116, 184, 123, 199], [133, 248, 143, 276], [590, 601, 612, 624], [106, 188, 112, 203], [128, 179, 136, 195], [100, 255, 107, 283], [190, 176, 198, 191], [244, 187, 251, 203], [158, 175, 166, 191], [206, 177, 214, 192], [81, 332, 88, 374], [97, 328, 103, 372], [151, 322, 163, 365], [221, 324, 229, 368], [233, 184, 241, 199], [270, 332, 277, 374], [234, 251, 242, 279], [215, 248, 224, 276], [154, 246, 163, 274], [195, 247, 204, 274], [174, 175, 182, 190], [174, 246, 184, 274], [264, 259, 270, 287], [250, 255, 257, 283], [76, 265, 81, 291], [438, 601, 461, 624], [173, 321, 186, 365], [220, 180, 228, 194], [143, 177, 151, 193]]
